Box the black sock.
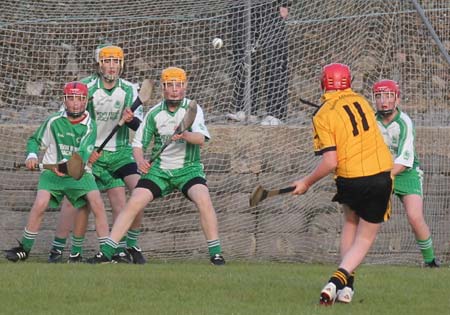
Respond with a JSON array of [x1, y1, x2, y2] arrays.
[[347, 272, 355, 289], [329, 268, 350, 290]]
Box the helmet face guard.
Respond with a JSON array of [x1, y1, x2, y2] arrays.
[[95, 45, 124, 82], [321, 63, 351, 91], [372, 79, 400, 117], [64, 81, 88, 118]]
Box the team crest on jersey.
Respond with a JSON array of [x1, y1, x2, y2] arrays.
[[114, 101, 121, 109], [403, 151, 410, 160], [392, 137, 398, 145]]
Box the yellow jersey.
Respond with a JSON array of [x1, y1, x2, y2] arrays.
[[313, 89, 393, 178]]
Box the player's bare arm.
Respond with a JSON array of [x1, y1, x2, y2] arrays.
[[88, 150, 102, 165], [133, 146, 151, 174], [25, 157, 38, 170], [292, 150, 337, 195], [122, 108, 134, 123], [171, 131, 205, 145], [391, 164, 407, 177]]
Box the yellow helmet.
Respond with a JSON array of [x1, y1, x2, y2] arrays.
[[160, 67, 187, 84], [95, 44, 124, 82], [96, 45, 124, 63]]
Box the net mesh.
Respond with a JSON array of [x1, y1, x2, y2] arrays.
[[0, 0, 449, 264]]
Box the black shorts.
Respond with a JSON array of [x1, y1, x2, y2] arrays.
[[332, 171, 392, 223], [113, 162, 139, 179], [135, 177, 207, 201]]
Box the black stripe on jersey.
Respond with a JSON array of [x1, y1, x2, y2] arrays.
[[314, 146, 337, 156]]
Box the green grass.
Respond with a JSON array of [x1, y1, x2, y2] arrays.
[[0, 261, 448, 315]]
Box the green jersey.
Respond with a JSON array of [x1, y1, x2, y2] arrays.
[[26, 111, 96, 164], [81, 74, 144, 152], [133, 98, 210, 170]]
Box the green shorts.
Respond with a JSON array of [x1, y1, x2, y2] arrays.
[[140, 164, 206, 197], [92, 147, 136, 190], [394, 167, 423, 197], [37, 170, 98, 208]]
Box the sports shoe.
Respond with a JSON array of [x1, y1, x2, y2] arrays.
[[127, 246, 147, 264], [336, 286, 354, 303], [86, 251, 115, 264], [5, 242, 29, 262], [112, 250, 132, 263], [67, 252, 83, 263], [319, 282, 337, 306], [210, 254, 226, 266], [424, 258, 440, 268], [47, 248, 63, 263], [261, 115, 282, 126]]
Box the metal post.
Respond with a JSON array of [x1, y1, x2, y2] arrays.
[[410, 0, 450, 65], [243, 0, 252, 122]]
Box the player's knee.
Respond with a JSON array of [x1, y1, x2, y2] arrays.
[[31, 198, 49, 214], [87, 196, 106, 215]]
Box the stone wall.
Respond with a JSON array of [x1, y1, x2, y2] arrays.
[[1, 125, 449, 264]]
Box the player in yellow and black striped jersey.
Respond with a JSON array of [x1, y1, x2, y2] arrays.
[[313, 88, 392, 178], [292, 63, 393, 306]]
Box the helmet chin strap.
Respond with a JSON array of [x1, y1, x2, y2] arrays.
[[377, 109, 394, 117], [66, 111, 84, 118], [377, 105, 397, 117], [165, 99, 182, 107], [100, 72, 118, 83], [98, 64, 122, 83]]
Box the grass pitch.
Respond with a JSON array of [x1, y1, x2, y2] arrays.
[[0, 261, 447, 315]]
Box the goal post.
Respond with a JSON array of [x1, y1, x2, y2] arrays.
[[0, 0, 449, 265]]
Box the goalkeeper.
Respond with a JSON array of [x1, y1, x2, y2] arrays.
[[87, 67, 225, 265], [373, 79, 439, 268], [4, 82, 109, 262]]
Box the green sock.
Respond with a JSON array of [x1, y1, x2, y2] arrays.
[[70, 235, 85, 255], [51, 237, 66, 252], [417, 237, 435, 263], [101, 238, 118, 260], [21, 228, 38, 252], [116, 236, 127, 253], [207, 239, 222, 256], [126, 229, 141, 248], [98, 236, 107, 246]]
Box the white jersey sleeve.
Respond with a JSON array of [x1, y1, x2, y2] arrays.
[[191, 104, 210, 140], [394, 112, 415, 168]]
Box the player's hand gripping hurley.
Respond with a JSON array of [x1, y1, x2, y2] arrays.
[[149, 100, 198, 164], [96, 79, 154, 152], [14, 152, 85, 180], [249, 185, 295, 207]]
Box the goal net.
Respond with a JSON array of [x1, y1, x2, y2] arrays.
[[0, 0, 449, 265]]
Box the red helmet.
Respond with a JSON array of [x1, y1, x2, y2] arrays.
[[372, 79, 400, 98], [321, 63, 351, 91], [64, 81, 88, 97], [63, 81, 88, 118]]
